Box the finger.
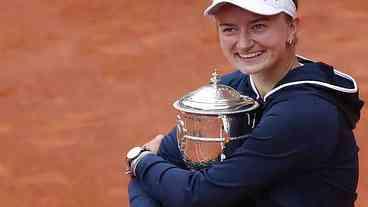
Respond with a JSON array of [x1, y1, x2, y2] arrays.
[[124, 167, 133, 175], [154, 134, 165, 140]]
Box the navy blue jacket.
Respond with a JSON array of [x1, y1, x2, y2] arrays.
[[129, 57, 364, 207]]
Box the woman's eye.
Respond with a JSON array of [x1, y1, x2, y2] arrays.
[[251, 24, 266, 32], [221, 27, 236, 34]]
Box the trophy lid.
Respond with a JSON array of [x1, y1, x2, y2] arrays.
[[173, 71, 258, 115]]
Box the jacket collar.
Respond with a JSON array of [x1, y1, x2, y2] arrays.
[[245, 56, 358, 102]]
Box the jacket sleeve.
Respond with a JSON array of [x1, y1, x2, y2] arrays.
[[134, 95, 339, 207], [129, 179, 162, 207], [157, 127, 187, 169]]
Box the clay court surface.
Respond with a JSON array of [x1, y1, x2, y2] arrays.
[[0, 0, 367, 206]]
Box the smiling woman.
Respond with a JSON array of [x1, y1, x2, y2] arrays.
[[214, 5, 299, 97], [126, 1, 364, 207]]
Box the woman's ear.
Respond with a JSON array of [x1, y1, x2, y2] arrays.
[[286, 17, 299, 47], [288, 17, 299, 42]]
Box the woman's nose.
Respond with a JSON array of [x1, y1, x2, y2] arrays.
[[237, 33, 254, 50]]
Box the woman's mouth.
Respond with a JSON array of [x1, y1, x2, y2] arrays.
[[235, 51, 264, 59]]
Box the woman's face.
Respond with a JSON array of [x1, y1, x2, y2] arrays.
[[214, 5, 297, 75]]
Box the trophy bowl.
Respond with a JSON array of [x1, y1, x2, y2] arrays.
[[173, 71, 259, 169]]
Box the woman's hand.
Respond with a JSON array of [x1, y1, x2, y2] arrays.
[[124, 134, 165, 176], [143, 134, 165, 154]]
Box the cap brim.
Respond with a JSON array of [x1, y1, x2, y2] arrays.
[[204, 0, 282, 16]]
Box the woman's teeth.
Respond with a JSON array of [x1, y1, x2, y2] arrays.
[[237, 51, 263, 59]]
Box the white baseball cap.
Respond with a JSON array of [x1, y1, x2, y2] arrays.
[[204, 0, 297, 19]]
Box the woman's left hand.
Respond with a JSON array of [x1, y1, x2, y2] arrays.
[[142, 134, 165, 154]]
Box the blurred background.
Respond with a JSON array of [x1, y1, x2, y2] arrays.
[[0, 0, 366, 206]]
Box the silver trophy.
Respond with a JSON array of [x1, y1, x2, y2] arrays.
[[173, 71, 259, 169]]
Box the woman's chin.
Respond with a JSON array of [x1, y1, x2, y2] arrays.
[[232, 56, 270, 74], [236, 63, 267, 75]]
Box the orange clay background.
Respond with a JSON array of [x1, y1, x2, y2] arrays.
[[0, 0, 367, 206]]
